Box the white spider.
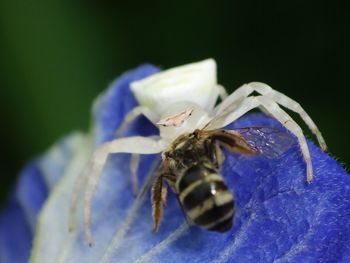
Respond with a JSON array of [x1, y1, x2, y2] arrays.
[[70, 59, 327, 246]]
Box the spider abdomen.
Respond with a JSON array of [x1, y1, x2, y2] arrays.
[[176, 163, 235, 232]]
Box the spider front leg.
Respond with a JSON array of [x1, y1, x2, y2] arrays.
[[248, 82, 327, 150], [214, 83, 261, 115], [205, 84, 229, 111], [214, 82, 327, 150], [130, 154, 140, 196], [257, 96, 314, 183], [82, 136, 164, 246], [115, 106, 159, 137], [69, 164, 90, 232], [217, 84, 228, 101], [207, 95, 314, 183]]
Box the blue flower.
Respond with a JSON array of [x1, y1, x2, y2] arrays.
[[1, 64, 350, 263]]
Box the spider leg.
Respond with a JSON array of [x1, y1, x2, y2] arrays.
[[208, 96, 313, 183], [214, 83, 254, 115], [210, 85, 267, 124], [130, 154, 140, 196], [206, 85, 228, 111], [257, 96, 313, 183], [214, 82, 326, 150], [115, 106, 160, 137], [68, 164, 89, 232], [217, 84, 228, 101], [248, 82, 327, 150], [207, 96, 260, 130], [129, 136, 161, 196], [83, 136, 164, 246], [130, 136, 162, 197]]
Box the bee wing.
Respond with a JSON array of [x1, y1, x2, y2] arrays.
[[227, 127, 295, 159], [199, 129, 260, 156]]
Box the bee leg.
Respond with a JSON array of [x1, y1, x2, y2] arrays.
[[162, 174, 177, 193], [214, 143, 225, 168], [130, 154, 140, 196], [151, 174, 168, 233]]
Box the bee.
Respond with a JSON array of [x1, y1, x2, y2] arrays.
[[151, 126, 293, 232]]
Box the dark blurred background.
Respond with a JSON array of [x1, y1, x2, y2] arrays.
[[0, 1, 349, 204]]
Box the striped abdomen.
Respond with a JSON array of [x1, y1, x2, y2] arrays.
[[176, 163, 235, 232]]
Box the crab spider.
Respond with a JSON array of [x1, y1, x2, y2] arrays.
[[69, 59, 327, 246]]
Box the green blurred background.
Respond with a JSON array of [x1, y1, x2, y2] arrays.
[[0, 1, 349, 204]]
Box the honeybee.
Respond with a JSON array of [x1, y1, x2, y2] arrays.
[[151, 126, 293, 233]]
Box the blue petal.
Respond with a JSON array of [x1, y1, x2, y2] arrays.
[[4, 63, 350, 263], [15, 160, 48, 231], [0, 199, 32, 263], [0, 133, 88, 263], [39, 133, 85, 190], [0, 158, 47, 263]]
